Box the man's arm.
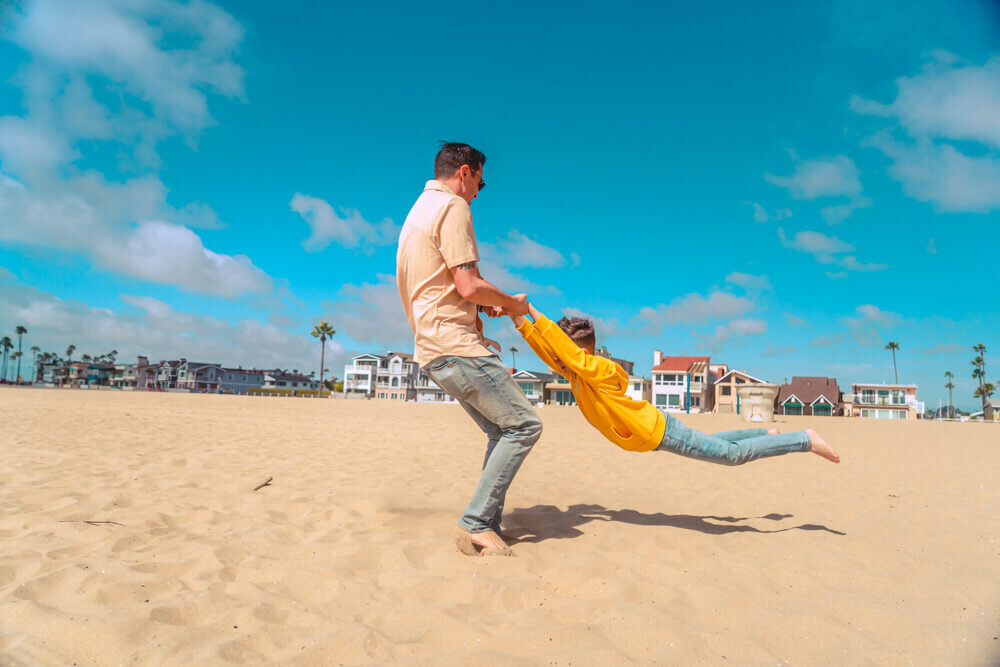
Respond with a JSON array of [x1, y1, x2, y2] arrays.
[[451, 262, 529, 316]]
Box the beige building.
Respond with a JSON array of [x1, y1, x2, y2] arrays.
[[713, 369, 768, 414], [844, 383, 923, 419]]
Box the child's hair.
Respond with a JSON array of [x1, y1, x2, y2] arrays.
[[557, 316, 596, 348]]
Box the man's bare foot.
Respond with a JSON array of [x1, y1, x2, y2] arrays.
[[455, 528, 516, 557], [806, 428, 840, 463], [767, 428, 780, 435]]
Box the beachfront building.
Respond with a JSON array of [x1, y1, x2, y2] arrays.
[[263, 371, 319, 391], [343, 353, 380, 396], [373, 352, 418, 401], [109, 362, 138, 389], [626, 376, 652, 403], [844, 383, 924, 419], [776, 376, 843, 416], [512, 369, 557, 406], [594, 346, 634, 375], [545, 374, 576, 406], [220, 368, 267, 395], [982, 399, 1000, 421], [176, 361, 224, 392], [651, 352, 712, 413], [713, 369, 768, 415]]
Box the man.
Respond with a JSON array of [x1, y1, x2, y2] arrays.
[[397, 142, 539, 556]]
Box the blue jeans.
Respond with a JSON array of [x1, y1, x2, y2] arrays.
[[424, 355, 543, 533], [657, 414, 810, 465]]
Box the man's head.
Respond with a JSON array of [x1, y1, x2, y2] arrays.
[[435, 141, 486, 205], [557, 316, 596, 354]]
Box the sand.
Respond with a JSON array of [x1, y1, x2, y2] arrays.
[[0, 388, 997, 665]]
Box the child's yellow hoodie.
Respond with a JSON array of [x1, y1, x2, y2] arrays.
[[517, 313, 665, 452]]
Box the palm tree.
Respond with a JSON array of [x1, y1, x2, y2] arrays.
[[974, 383, 995, 403], [972, 343, 988, 410], [9, 351, 21, 381], [0, 336, 12, 381], [81, 353, 92, 363], [66, 344, 76, 363], [14, 325, 26, 381], [311, 320, 336, 398], [885, 341, 900, 383], [510, 345, 519, 370], [944, 370, 954, 419]]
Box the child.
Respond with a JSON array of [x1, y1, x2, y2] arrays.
[[511, 304, 839, 464]]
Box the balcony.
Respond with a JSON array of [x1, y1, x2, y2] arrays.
[[344, 364, 375, 375], [851, 393, 907, 407]]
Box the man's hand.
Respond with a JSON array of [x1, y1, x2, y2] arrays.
[[507, 293, 529, 317], [484, 337, 502, 355]]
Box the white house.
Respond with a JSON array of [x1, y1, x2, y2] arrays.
[[345, 351, 418, 400], [651, 351, 712, 413], [263, 371, 319, 391], [512, 369, 556, 406], [625, 376, 652, 403], [414, 367, 459, 403]]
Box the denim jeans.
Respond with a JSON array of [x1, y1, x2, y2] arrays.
[[424, 355, 543, 533], [656, 414, 810, 465]]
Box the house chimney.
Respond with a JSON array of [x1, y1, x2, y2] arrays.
[[653, 350, 663, 366]]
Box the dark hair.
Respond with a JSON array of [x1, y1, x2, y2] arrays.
[[557, 316, 596, 348], [434, 141, 486, 179]]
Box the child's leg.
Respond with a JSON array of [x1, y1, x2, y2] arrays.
[[657, 418, 810, 465], [712, 427, 769, 442]]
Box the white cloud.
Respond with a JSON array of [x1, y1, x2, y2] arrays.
[[694, 318, 767, 351], [825, 271, 849, 280], [778, 228, 854, 263], [0, 272, 329, 374], [853, 55, 1000, 213], [778, 228, 887, 273], [477, 260, 561, 296], [766, 155, 863, 200], [319, 274, 413, 350], [725, 272, 772, 291], [491, 230, 566, 268], [842, 304, 900, 347], [851, 53, 1000, 150], [634, 291, 754, 335], [290, 194, 400, 253], [0, 173, 271, 297], [0, 0, 272, 299], [743, 201, 792, 223], [863, 134, 1000, 213], [809, 334, 843, 347], [820, 195, 872, 224], [763, 344, 796, 358], [783, 313, 810, 328], [926, 238, 937, 255]]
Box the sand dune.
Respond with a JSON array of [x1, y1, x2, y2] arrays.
[[0, 388, 997, 665]]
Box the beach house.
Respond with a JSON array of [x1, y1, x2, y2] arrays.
[[176, 361, 224, 392], [844, 383, 924, 419], [776, 377, 843, 416], [713, 369, 769, 414], [263, 371, 319, 392], [511, 369, 557, 406], [343, 353, 380, 396], [343, 351, 417, 400], [626, 376, 652, 403], [414, 368, 458, 403], [220, 368, 267, 395], [651, 352, 712, 413]]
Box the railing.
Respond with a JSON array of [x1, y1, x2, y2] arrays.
[[344, 365, 375, 375], [851, 393, 907, 406]]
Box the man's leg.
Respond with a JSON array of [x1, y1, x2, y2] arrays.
[[425, 355, 542, 535], [453, 398, 506, 533], [657, 416, 812, 465]]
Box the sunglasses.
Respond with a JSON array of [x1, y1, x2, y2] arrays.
[[466, 167, 486, 191]]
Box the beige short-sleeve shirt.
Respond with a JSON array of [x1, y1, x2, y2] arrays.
[[396, 180, 490, 365]]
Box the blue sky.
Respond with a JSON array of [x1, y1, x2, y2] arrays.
[[1, 0, 998, 410]]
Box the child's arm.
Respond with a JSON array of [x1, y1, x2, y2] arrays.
[[529, 308, 618, 381], [509, 310, 570, 380]]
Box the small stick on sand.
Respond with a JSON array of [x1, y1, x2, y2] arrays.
[[253, 476, 273, 491], [59, 520, 126, 527]]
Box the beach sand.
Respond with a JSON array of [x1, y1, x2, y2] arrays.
[[1, 388, 997, 665]]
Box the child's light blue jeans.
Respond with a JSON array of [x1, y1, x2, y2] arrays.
[[424, 355, 542, 534], [657, 414, 810, 465]]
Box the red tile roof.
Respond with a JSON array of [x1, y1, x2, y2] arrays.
[[652, 356, 710, 372]]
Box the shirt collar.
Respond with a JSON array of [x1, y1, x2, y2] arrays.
[[424, 180, 456, 195]]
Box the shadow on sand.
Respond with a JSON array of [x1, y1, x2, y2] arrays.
[[506, 504, 845, 543]]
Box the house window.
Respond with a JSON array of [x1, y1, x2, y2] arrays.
[[891, 390, 905, 405], [392, 377, 399, 387], [655, 394, 666, 407], [722, 386, 731, 396], [693, 375, 703, 383], [517, 382, 534, 395], [668, 394, 680, 407], [813, 404, 832, 417], [633, 382, 641, 391], [691, 396, 700, 407]]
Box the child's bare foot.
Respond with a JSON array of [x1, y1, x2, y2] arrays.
[[806, 428, 840, 463], [767, 428, 780, 435]]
